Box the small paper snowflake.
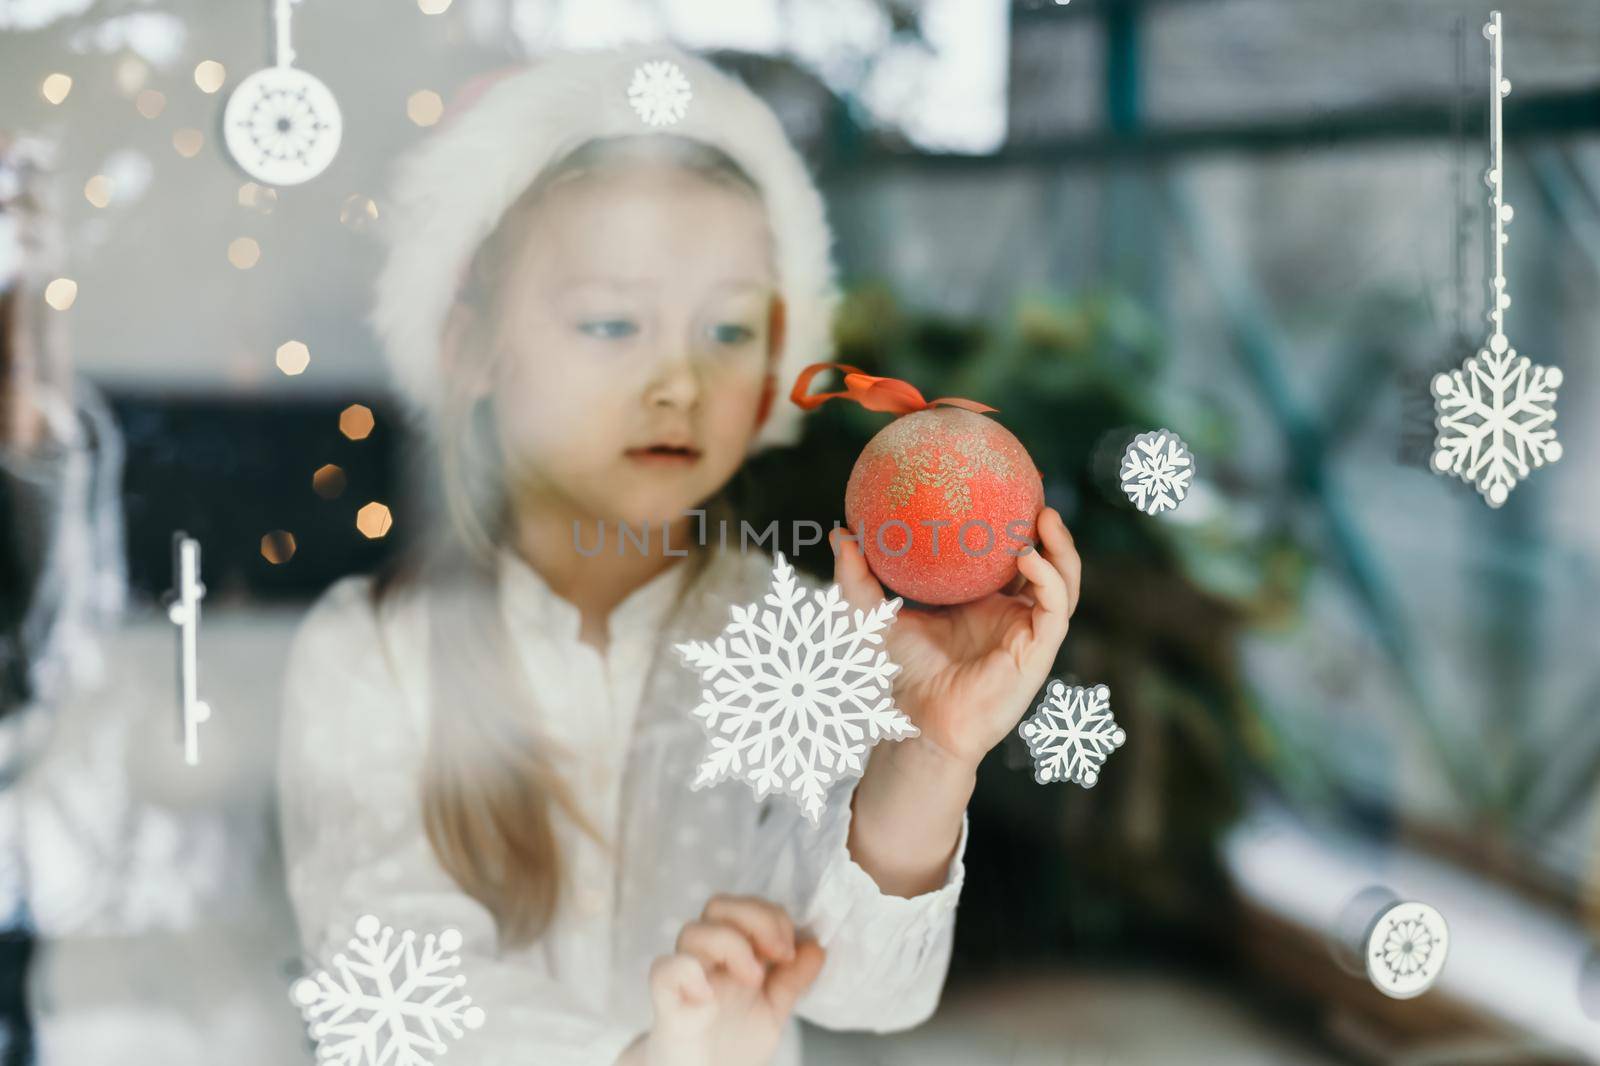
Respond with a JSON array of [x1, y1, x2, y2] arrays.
[[291, 914, 486, 1066], [1017, 680, 1125, 788], [673, 552, 917, 825], [223, 66, 343, 186], [1431, 335, 1562, 507], [1119, 429, 1194, 515], [627, 60, 693, 127], [1366, 901, 1449, 999]]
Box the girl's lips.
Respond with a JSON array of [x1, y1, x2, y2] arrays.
[[625, 447, 701, 465]]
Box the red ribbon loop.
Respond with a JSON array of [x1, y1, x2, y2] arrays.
[[788, 362, 998, 416]]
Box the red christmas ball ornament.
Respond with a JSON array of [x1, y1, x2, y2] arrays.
[[792, 363, 1044, 606]]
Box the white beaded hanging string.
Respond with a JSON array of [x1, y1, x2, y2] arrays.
[[1450, 14, 1472, 353], [1484, 10, 1513, 356], [274, 0, 302, 69]]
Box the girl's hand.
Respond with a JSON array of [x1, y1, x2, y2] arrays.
[[829, 506, 1082, 773], [637, 895, 825, 1066]]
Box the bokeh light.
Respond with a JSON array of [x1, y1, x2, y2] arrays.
[[228, 237, 261, 270], [276, 340, 310, 376], [339, 194, 380, 232], [407, 90, 444, 127], [101, 150, 153, 205], [356, 502, 393, 539], [238, 182, 278, 214], [312, 464, 347, 500], [172, 128, 205, 158], [83, 175, 112, 208], [339, 404, 375, 441], [418, 0, 452, 12], [135, 89, 166, 119], [44, 278, 77, 310], [260, 530, 297, 564], [194, 60, 226, 94], [41, 73, 72, 105], [115, 56, 148, 96]]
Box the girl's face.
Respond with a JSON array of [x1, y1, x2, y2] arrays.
[[482, 161, 780, 532]]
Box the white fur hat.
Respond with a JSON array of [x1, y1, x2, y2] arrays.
[[370, 42, 840, 453]]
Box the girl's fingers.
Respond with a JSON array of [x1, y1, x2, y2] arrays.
[[1017, 531, 1068, 624], [701, 895, 797, 963], [674, 920, 766, 987], [649, 953, 714, 1014], [828, 528, 886, 613], [763, 939, 826, 1018], [1037, 508, 1082, 615]]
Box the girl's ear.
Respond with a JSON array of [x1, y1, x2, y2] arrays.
[[442, 300, 493, 401], [767, 295, 788, 365], [754, 373, 777, 430], [754, 296, 788, 431]]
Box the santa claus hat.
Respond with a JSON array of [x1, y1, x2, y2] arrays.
[[370, 42, 840, 453]]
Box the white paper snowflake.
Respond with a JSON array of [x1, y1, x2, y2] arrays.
[[673, 552, 917, 824], [291, 915, 486, 1066], [223, 66, 343, 186], [1017, 680, 1125, 788], [1366, 900, 1449, 1000], [627, 59, 693, 127], [1431, 336, 1562, 507], [1119, 429, 1194, 515]]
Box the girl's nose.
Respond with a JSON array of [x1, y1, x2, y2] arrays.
[[644, 348, 700, 410]]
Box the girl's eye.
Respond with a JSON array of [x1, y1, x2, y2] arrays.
[[709, 323, 756, 346], [578, 318, 637, 340]]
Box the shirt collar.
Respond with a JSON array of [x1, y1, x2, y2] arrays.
[[497, 546, 703, 647]]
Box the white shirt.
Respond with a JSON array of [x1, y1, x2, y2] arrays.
[[277, 542, 968, 1066]]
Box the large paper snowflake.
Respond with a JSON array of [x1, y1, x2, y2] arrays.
[[1431, 336, 1563, 507], [1119, 429, 1194, 516], [673, 552, 917, 824], [627, 60, 693, 127], [291, 915, 486, 1066], [1017, 681, 1125, 788]]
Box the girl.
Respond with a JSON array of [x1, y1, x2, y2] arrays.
[[277, 43, 1081, 1066]]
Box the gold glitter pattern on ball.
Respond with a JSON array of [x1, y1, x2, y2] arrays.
[[881, 412, 1014, 514]]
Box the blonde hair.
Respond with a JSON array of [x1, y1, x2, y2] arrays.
[[399, 134, 766, 949]]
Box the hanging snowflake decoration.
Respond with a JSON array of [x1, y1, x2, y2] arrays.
[[1118, 429, 1194, 515], [224, 67, 343, 186], [291, 914, 486, 1066], [1017, 680, 1125, 788], [1431, 338, 1562, 506], [1365, 900, 1449, 999], [223, 1, 342, 186], [673, 552, 916, 825], [1430, 12, 1562, 507], [627, 60, 693, 127]]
